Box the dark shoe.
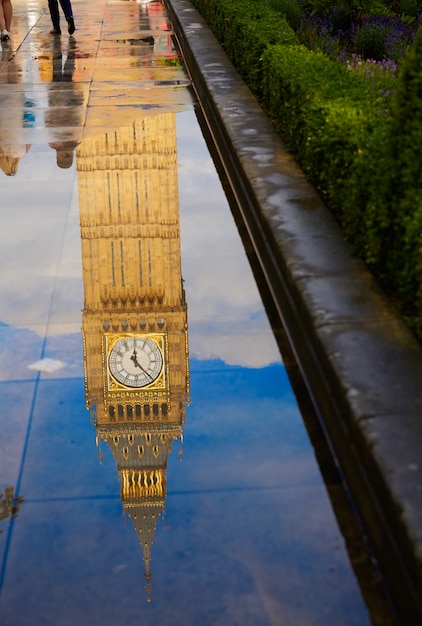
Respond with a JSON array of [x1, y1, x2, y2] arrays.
[[67, 17, 75, 35], [50, 28, 61, 35]]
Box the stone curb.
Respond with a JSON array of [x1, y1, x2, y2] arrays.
[[166, 0, 422, 622]]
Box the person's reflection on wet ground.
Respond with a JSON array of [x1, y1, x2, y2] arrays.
[[0, 143, 30, 176], [40, 35, 83, 166], [49, 140, 78, 168], [0, 42, 33, 175]]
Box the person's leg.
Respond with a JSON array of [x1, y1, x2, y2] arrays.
[[58, 0, 75, 34], [48, 0, 61, 33], [0, 2, 6, 33], [2, 0, 11, 31]]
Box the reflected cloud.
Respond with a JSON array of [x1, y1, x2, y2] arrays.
[[177, 111, 280, 367], [27, 358, 65, 373]]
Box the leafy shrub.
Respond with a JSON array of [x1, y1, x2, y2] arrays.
[[299, 12, 344, 56], [353, 19, 391, 58], [298, 0, 389, 31], [260, 44, 392, 215], [191, 0, 422, 337], [368, 24, 422, 315], [191, 0, 297, 94], [266, 0, 302, 29], [351, 15, 416, 61], [295, 2, 420, 63], [399, 0, 422, 16]]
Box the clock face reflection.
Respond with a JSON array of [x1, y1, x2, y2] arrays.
[[108, 336, 163, 388]]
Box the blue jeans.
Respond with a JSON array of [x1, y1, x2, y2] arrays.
[[48, 0, 73, 30]]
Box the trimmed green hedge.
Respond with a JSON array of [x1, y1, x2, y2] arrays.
[[191, 0, 296, 93], [189, 0, 422, 340], [261, 44, 392, 249], [370, 26, 422, 334]]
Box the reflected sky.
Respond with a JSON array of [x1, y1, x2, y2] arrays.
[[0, 359, 383, 626], [0, 108, 279, 368], [0, 1, 396, 624], [0, 126, 389, 623]]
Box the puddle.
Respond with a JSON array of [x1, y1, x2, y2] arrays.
[[0, 1, 397, 624]]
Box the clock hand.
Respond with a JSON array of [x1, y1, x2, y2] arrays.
[[130, 349, 144, 369], [130, 352, 154, 380]]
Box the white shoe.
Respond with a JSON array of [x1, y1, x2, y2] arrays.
[[1, 30, 10, 41]]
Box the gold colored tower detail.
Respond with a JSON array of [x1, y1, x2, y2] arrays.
[[78, 114, 189, 599]]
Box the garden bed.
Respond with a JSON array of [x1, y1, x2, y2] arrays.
[[190, 0, 422, 341]]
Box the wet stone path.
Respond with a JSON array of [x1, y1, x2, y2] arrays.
[[0, 0, 397, 624]]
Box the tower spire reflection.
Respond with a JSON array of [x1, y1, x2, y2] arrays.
[[78, 113, 189, 598]]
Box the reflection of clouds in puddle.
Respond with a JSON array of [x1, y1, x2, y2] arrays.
[[189, 330, 280, 368], [185, 255, 280, 367], [28, 358, 65, 373], [0, 324, 43, 382], [185, 253, 259, 312], [0, 323, 84, 381], [181, 239, 280, 368], [177, 110, 279, 368], [1, 144, 78, 184], [0, 108, 279, 370], [0, 270, 82, 335], [0, 148, 82, 335]]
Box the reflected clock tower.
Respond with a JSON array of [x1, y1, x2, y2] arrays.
[[78, 113, 189, 598]]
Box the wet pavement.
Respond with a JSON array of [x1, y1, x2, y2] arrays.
[[0, 0, 401, 624]]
